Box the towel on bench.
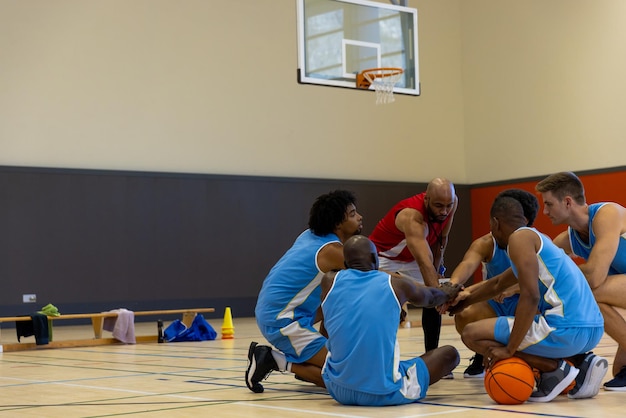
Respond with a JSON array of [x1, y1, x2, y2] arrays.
[[103, 308, 136, 344], [16, 313, 49, 345]]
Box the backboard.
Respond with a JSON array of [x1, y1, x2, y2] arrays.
[[296, 0, 420, 96]]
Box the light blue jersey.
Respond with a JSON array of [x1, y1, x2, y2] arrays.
[[495, 227, 604, 357], [483, 236, 511, 279], [321, 269, 429, 405], [255, 229, 340, 362], [483, 235, 519, 316], [569, 202, 626, 275]]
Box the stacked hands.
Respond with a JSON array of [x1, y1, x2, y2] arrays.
[[437, 283, 517, 315], [436, 281, 467, 315], [439, 281, 463, 301], [400, 281, 465, 324]]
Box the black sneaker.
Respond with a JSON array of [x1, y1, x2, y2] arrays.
[[568, 352, 608, 399], [245, 341, 278, 393], [528, 360, 579, 403], [463, 354, 485, 378], [604, 365, 626, 392]]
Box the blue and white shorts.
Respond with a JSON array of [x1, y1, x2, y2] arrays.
[[494, 315, 603, 358], [257, 318, 326, 363], [323, 358, 430, 406], [488, 294, 519, 317]]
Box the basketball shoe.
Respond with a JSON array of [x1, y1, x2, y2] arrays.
[[245, 341, 278, 393], [604, 365, 626, 391], [568, 352, 608, 399], [528, 360, 579, 403], [463, 354, 485, 378]]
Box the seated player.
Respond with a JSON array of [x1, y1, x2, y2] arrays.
[[448, 194, 607, 402], [443, 189, 539, 378], [245, 190, 363, 393], [319, 235, 460, 406], [536, 171, 626, 390]]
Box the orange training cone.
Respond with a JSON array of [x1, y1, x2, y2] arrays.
[[221, 307, 235, 339]]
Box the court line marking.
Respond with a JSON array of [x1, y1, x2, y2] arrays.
[[416, 401, 583, 418], [237, 402, 469, 417], [396, 411, 471, 418], [0, 376, 215, 401]]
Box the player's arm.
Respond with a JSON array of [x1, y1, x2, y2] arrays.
[[579, 204, 622, 289], [437, 233, 491, 313], [317, 242, 345, 273], [552, 230, 572, 255], [319, 271, 338, 338], [447, 268, 517, 314], [449, 233, 493, 287], [494, 282, 520, 303], [393, 274, 449, 308], [395, 208, 440, 287], [503, 229, 541, 356]]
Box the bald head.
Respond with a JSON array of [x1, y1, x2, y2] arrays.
[[426, 178, 455, 198], [343, 235, 378, 271], [425, 178, 456, 223]]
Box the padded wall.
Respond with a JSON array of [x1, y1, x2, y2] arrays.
[[469, 167, 626, 282], [0, 166, 472, 320]]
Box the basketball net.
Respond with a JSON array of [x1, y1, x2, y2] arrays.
[[361, 68, 403, 105]]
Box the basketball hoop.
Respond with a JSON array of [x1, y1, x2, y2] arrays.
[[356, 67, 404, 105]]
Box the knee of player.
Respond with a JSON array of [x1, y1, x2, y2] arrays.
[[591, 285, 612, 304], [460, 322, 480, 345], [453, 310, 471, 333], [441, 345, 461, 366]]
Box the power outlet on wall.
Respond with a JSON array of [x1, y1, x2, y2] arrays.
[[22, 294, 37, 303]]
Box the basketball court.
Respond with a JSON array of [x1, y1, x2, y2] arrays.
[[0, 316, 621, 417], [1, 1, 624, 417]]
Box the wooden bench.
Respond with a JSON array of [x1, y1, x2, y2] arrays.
[[0, 308, 215, 352]]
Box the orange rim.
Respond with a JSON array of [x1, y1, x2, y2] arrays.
[[361, 67, 403, 79]]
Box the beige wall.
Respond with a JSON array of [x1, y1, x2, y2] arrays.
[[1, 0, 623, 184], [0, 0, 466, 183], [461, 0, 626, 183]]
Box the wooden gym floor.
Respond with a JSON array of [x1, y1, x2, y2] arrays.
[[0, 314, 623, 418]]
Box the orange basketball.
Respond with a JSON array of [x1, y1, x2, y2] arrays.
[[484, 357, 536, 405]]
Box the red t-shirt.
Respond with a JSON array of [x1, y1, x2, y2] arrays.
[[369, 193, 451, 262]]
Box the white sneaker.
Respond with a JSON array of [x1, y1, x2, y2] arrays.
[[568, 352, 608, 399], [528, 360, 578, 403]]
